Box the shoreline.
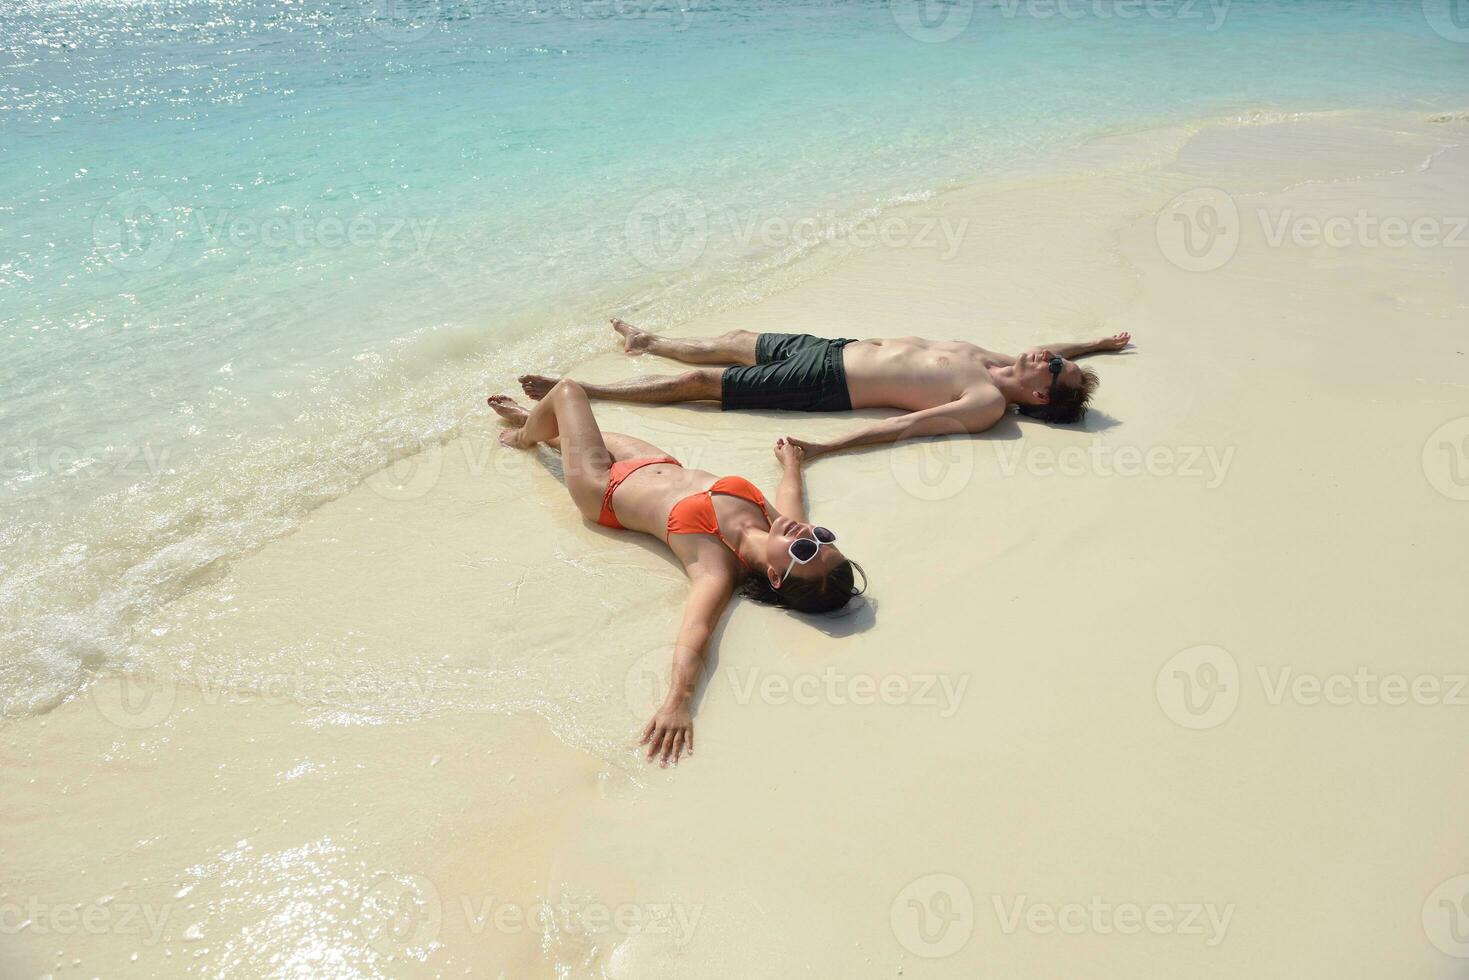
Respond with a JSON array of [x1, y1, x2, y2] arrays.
[[6, 101, 1468, 721], [5, 104, 1469, 977]]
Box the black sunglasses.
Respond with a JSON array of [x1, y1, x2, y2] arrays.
[[1045, 354, 1065, 400]]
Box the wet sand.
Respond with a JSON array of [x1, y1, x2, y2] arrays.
[[4, 108, 1468, 978]]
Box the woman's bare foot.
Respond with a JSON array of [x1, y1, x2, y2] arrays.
[[518, 374, 557, 400], [487, 394, 529, 447], [611, 318, 653, 356], [486, 393, 529, 425]]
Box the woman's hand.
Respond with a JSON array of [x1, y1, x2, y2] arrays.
[[773, 436, 807, 468], [641, 700, 693, 766], [778, 436, 829, 463]]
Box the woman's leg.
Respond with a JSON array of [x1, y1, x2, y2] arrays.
[[601, 432, 672, 462], [488, 395, 559, 450], [490, 394, 676, 463], [495, 382, 614, 521]]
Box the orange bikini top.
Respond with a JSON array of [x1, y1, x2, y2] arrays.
[[666, 476, 771, 570]]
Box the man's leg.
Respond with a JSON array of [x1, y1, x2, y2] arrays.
[[612, 318, 758, 366], [520, 369, 722, 405]]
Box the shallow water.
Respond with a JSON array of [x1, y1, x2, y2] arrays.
[[3, 0, 1468, 713]]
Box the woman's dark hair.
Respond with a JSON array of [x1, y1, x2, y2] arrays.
[[741, 559, 866, 615]]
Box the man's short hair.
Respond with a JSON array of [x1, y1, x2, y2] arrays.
[[1017, 367, 1098, 425]]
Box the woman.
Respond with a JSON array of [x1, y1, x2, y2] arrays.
[[488, 380, 865, 766]]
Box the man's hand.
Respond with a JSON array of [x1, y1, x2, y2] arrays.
[[783, 436, 828, 459], [641, 700, 693, 766], [773, 436, 806, 468], [1096, 331, 1131, 352]]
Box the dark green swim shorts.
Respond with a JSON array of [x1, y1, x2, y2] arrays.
[[719, 333, 856, 413]]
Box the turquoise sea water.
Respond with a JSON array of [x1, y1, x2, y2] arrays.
[[2, 0, 1468, 713]]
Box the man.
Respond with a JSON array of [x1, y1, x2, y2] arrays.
[[518, 319, 1131, 458]]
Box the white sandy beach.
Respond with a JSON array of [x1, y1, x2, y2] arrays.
[[4, 108, 1469, 978]]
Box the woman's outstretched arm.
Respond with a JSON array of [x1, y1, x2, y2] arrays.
[[771, 437, 807, 521], [641, 570, 732, 766]]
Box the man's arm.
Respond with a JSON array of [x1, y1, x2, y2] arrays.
[[771, 437, 807, 520], [1028, 331, 1131, 360], [788, 388, 1007, 459]]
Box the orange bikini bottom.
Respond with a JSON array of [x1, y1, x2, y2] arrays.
[[597, 457, 680, 530]]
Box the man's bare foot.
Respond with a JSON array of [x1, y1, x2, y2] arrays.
[[486, 393, 529, 425], [518, 374, 557, 400], [611, 318, 653, 356]]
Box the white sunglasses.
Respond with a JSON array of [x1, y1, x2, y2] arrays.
[[779, 526, 836, 584]]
